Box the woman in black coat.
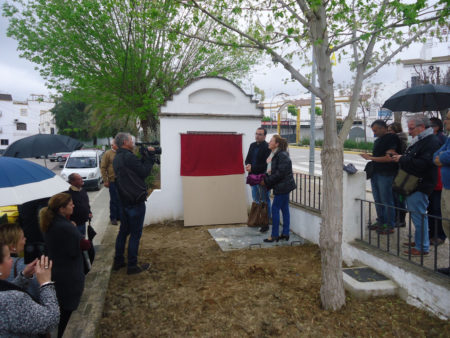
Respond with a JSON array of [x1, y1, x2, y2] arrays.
[[40, 193, 85, 338], [261, 135, 296, 242]]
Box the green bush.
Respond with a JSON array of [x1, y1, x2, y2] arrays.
[[344, 139, 373, 150], [296, 138, 372, 150]]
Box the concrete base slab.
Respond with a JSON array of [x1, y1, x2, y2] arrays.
[[343, 266, 398, 299], [208, 225, 306, 251]]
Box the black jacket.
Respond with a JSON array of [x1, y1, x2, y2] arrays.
[[67, 187, 91, 225], [263, 151, 296, 195], [399, 134, 440, 196], [44, 214, 84, 311], [113, 147, 154, 206], [245, 141, 271, 174]]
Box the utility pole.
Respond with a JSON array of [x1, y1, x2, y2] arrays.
[[309, 51, 316, 176]]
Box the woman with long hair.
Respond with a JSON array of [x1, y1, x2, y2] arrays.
[[261, 135, 296, 242], [40, 193, 85, 338], [0, 241, 59, 336]]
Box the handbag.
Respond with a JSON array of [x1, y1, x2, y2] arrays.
[[247, 186, 269, 227], [364, 161, 374, 180], [392, 168, 421, 196], [247, 202, 259, 227]]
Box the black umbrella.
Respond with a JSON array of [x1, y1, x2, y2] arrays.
[[4, 134, 83, 158], [382, 84, 450, 112]]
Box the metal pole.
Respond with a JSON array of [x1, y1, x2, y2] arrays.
[[309, 50, 316, 176], [296, 108, 301, 144]]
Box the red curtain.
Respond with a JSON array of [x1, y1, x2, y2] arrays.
[[180, 134, 244, 176]]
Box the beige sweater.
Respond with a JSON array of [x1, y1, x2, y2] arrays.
[[100, 149, 116, 183]]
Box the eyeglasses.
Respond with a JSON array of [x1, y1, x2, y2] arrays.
[[255, 133, 264, 136]]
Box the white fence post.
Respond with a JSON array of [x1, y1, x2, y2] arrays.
[[342, 171, 366, 243]]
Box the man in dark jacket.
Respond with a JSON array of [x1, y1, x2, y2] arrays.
[[245, 127, 272, 232], [113, 132, 155, 275], [67, 173, 92, 237], [392, 116, 440, 256], [360, 120, 401, 234]]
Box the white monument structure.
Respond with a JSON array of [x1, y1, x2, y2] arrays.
[[145, 77, 263, 225]]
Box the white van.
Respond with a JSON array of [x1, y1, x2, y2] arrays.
[[60, 149, 104, 190]]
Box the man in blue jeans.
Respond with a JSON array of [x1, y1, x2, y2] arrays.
[[360, 120, 400, 234], [392, 116, 440, 256], [245, 127, 272, 232], [113, 132, 155, 275]]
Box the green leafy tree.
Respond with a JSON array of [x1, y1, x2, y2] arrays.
[[52, 99, 90, 141], [287, 105, 297, 116], [310, 106, 323, 117], [3, 0, 259, 139], [183, 0, 448, 310]]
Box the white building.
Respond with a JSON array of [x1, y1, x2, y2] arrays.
[[0, 94, 55, 151]]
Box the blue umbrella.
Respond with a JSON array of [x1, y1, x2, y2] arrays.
[[0, 157, 69, 206]]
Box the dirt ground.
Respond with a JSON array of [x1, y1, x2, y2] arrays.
[[100, 222, 450, 337]]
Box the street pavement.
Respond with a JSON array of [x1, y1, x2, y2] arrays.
[[289, 146, 372, 192], [289, 146, 369, 176]]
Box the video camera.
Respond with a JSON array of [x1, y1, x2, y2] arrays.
[[135, 141, 162, 164]]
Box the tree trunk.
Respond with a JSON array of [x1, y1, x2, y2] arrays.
[[394, 111, 402, 124], [313, 12, 346, 310], [140, 118, 149, 141]]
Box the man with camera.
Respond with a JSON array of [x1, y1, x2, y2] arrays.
[[112, 132, 155, 275]]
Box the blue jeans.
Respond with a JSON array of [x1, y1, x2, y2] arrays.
[[109, 182, 122, 221], [370, 174, 395, 227], [271, 193, 290, 238], [76, 223, 86, 238], [251, 185, 272, 218], [406, 191, 429, 252], [114, 202, 146, 267]]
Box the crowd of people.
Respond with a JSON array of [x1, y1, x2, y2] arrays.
[[0, 131, 156, 337], [245, 113, 449, 275], [1, 114, 448, 335], [359, 113, 449, 268]]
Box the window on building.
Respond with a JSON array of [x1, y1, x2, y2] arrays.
[[16, 122, 27, 130], [1, 139, 8, 146], [20, 109, 28, 116]]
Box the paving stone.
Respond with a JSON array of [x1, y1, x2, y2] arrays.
[[208, 225, 307, 251]]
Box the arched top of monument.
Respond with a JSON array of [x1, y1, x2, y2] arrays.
[[160, 76, 263, 117]]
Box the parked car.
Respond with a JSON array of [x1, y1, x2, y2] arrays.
[[60, 149, 104, 190], [49, 152, 71, 162]]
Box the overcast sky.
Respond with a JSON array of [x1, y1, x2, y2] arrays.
[[0, 4, 446, 102]]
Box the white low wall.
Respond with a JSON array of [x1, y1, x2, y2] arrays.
[[287, 170, 449, 320], [289, 171, 365, 245], [342, 243, 450, 320]]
